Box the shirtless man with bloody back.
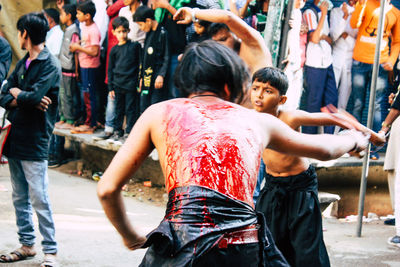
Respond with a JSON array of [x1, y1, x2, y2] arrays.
[[97, 40, 368, 266]]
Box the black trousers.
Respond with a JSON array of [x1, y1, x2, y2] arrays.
[[256, 166, 330, 267], [140, 87, 167, 114], [114, 88, 139, 134]]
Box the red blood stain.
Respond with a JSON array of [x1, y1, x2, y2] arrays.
[[163, 99, 263, 206]]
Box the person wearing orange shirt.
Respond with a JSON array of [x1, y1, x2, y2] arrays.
[[350, 0, 400, 159]]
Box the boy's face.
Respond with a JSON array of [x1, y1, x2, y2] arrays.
[[194, 22, 205, 35], [250, 80, 286, 114], [112, 25, 129, 42], [136, 19, 152, 32], [59, 9, 70, 25], [76, 10, 89, 23], [17, 30, 27, 50]]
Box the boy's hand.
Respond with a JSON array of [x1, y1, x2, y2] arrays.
[[382, 62, 393, 71], [70, 43, 80, 52], [300, 23, 308, 35], [320, 1, 329, 15], [35, 96, 52, 112], [173, 7, 193, 24], [388, 93, 395, 105], [109, 90, 115, 99], [155, 76, 164, 89]]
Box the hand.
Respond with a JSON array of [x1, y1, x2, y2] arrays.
[[340, 32, 349, 40], [341, 2, 349, 19], [122, 232, 147, 251], [69, 43, 80, 53], [388, 93, 395, 105], [321, 35, 333, 45], [35, 96, 52, 112], [320, 1, 329, 15], [154, 76, 164, 89], [109, 90, 115, 99], [10, 87, 22, 98], [382, 62, 393, 71], [173, 7, 193, 24], [56, 0, 64, 10], [340, 129, 370, 153]]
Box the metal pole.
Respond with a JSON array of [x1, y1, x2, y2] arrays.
[[278, 0, 294, 69], [356, 0, 386, 237]]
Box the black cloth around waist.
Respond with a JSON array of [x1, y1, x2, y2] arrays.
[[140, 185, 289, 267]]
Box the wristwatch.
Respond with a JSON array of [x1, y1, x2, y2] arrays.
[[192, 8, 199, 23]]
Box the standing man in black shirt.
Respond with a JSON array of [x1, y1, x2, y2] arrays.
[[134, 6, 169, 114], [107, 16, 142, 143]]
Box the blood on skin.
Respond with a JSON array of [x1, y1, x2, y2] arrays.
[[163, 99, 263, 206]]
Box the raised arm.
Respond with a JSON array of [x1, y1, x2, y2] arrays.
[[173, 8, 272, 73], [260, 112, 368, 161], [97, 105, 157, 250]]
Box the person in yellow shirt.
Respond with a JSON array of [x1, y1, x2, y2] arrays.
[[350, 0, 400, 159]]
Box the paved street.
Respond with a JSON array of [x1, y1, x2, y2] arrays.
[[0, 165, 399, 266]]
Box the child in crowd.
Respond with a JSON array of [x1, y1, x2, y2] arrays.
[[251, 67, 355, 267], [106, 16, 141, 143], [133, 6, 169, 114], [190, 20, 211, 43], [56, 4, 80, 130], [119, 0, 145, 46], [70, 0, 101, 134], [44, 8, 64, 57]]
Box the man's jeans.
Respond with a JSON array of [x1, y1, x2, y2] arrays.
[[8, 158, 57, 254], [351, 60, 388, 132]]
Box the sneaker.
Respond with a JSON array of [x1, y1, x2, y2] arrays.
[[370, 151, 380, 160], [387, 235, 400, 248], [92, 131, 113, 141], [48, 159, 61, 168], [106, 132, 123, 144], [384, 218, 396, 226], [114, 133, 128, 145]]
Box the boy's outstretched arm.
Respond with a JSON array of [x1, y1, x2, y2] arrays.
[[286, 110, 354, 130], [173, 8, 272, 72], [260, 112, 369, 161], [97, 105, 157, 250]]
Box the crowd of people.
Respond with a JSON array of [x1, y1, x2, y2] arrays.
[[0, 0, 399, 266]]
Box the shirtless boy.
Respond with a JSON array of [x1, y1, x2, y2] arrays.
[[251, 67, 357, 267], [97, 41, 368, 266]]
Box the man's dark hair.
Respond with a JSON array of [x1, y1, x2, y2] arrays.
[[62, 4, 77, 22], [17, 12, 49, 45], [208, 23, 230, 37], [133, 6, 155, 22], [44, 8, 60, 25], [112, 16, 129, 30], [252, 67, 289, 95], [77, 0, 96, 19], [175, 40, 249, 103], [198, 20, 211, 29]]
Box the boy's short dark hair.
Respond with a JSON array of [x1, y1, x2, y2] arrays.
[[133, 6, 155, 22], [62, 4, 77, 22], [17, 12, 49, 45], [252, 67, 289, 95], [208, 23, 230, 37], [44, 8, 60, 25], [77, 0, 96, 19], [112, 16, 129, 30], [175, 40, 249, 103]]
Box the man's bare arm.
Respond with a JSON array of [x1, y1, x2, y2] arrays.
[[173, 8, 272, 72], [97, 106, 157, 250]]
